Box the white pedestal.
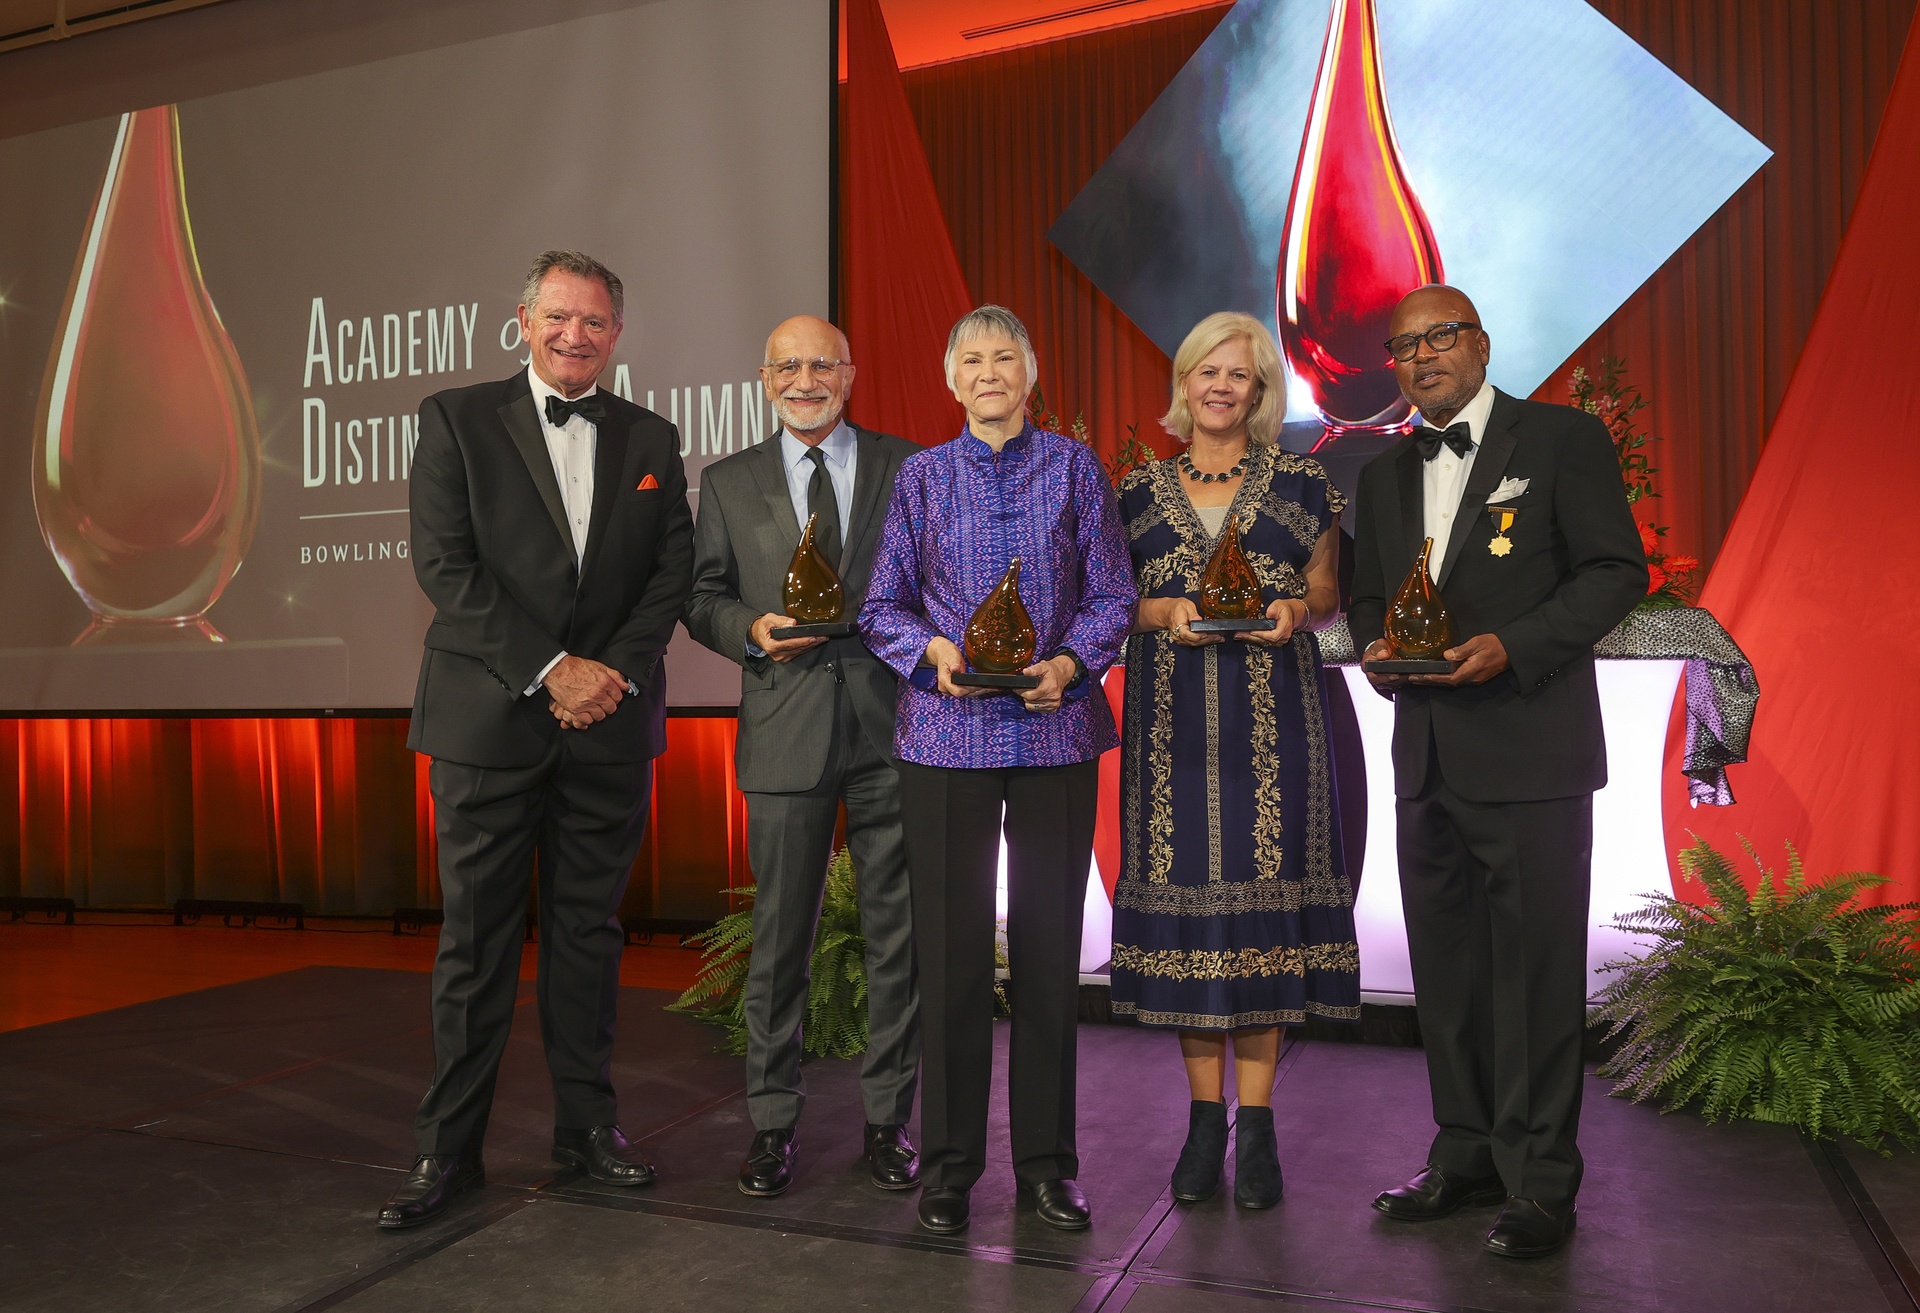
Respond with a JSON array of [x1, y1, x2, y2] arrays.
[[1341, 661, 1684, 1002]]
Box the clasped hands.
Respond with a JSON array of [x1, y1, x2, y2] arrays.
[[925, 636, 1075, 714], [1143, 596, 1306, 648], [544, 654, 629, 729], [1361, 633, 1510, 692]]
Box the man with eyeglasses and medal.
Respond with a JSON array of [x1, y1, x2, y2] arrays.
[[1349, 286, 1646, 1259], [684, 316, 923, 1199]]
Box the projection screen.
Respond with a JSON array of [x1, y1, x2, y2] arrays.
[[0, 0, 832, 711]]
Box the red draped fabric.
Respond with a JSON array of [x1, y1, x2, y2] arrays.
[[841, 0, 974, 446], [1659, 15, 1920, 905]]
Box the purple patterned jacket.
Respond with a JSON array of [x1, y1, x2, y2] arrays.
[[858, 423, 1137, 769]]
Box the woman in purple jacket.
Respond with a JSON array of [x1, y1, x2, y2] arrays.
[[859, 306, 1137, 1237]]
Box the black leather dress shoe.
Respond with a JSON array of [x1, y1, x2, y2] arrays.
[[552, 1126, 656, 1187], [918, 1187, 971, 1234], [1485, 1198, 1576, 1258], [865, 1123, 921, 1190], [738, 1128, 796, 1197], [377, 1153, 484, 1229], [1372, 1165, 1506, 1221], [1020, 1178, 1092, 1230]]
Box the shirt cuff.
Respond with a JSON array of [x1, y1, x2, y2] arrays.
[[745, 640, 767, 659], [526, 650, 566, 697]]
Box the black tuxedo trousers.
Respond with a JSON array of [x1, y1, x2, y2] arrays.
[[415, 736, 654, 1155], [1398, 738, 1592, 1203]]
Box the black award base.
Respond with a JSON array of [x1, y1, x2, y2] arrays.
[[1362, 658, 1460, 674], [950, 670, 1042, 690], [769, 621, 858, 639], [1187, 617, 1277, 634]]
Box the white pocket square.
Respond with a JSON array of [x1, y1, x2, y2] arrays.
[[1489, 477, 1530, 502]]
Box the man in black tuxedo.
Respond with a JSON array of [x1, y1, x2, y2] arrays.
[[379, 250, 693, 1228], [1349, 285, 1646, 1259], [684, 315, 921, 1199]]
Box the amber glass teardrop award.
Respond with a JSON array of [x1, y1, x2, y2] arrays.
[[1188, 515, 1277, 634], [953, 558, 1041, 689], [1364, 537, 1458, 673], [770, 513, 857, 638]]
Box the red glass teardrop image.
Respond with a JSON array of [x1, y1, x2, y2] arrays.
[[1275, 0, 1444, 444], [33, 104, 261, 644]]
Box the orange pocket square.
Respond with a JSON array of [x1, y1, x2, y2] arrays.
[[635, 474, 659, 490]]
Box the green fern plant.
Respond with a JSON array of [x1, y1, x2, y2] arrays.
[[1594, 838, 1920, 1152], [667, 846, 869, 1059]]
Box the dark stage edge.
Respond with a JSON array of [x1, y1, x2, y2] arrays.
[[0, 967, 1912, 1313]]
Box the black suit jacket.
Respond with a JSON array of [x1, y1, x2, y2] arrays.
[[407, 371, 695, 768], [1348, 388, 1648, 803], [683, 425, 917, 793]]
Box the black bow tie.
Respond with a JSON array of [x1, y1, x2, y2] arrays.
[[1415, 422, 1473, 461], [544, 392, 606, 428]]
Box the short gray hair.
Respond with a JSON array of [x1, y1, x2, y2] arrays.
[[944, 305, 1037, 390], [521, 249, 624, 325]]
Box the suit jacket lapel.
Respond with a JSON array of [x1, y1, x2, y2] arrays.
[[577, 405, 629, 583], [500, 384, 575, 563], [1395, 442, 1425, 574], [748, 436, 804, 546], [1436, 390, 1520, 590], [840, 425, 887, 576]]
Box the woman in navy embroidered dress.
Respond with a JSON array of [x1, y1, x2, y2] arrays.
[[1109, 312, 1359, 1210]]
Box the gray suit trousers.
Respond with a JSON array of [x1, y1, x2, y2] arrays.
[[743, 685, 918, 1131]]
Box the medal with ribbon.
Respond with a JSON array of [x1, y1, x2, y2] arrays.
[[1487, 505, 1517, 557]]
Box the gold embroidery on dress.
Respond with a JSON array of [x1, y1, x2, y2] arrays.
[[1109, 941, 1361, 980], [1110, 1001, 1362, 1028], [1295, 638, 1341, 900], [1121, 635, 1145, 886], [1148, 634, 1176, 884], [1204, 642, 1222, 882], [1113, 878, 1335, 915], [1245, 646, 1283, 878]]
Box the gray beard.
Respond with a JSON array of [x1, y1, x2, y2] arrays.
[[773, 396, 845, 434]]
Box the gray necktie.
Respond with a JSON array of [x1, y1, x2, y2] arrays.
[[803, 446, 842, 568]]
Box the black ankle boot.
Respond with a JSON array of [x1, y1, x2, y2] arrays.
[[1234, 1105, 1282, 1209], [1170, 1100, 1229, 1202]]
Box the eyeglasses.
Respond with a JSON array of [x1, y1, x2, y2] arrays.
[[1384, 322, 1479, 363], [764, 357, 847, 381]]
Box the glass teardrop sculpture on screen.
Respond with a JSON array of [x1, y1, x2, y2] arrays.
[[1275, 0, 1444, 445], [1370, 536, 1457, 672], [33, 104, 262, 645], [1188, 513, 1278, 634], [953, 558, 1041, 689], [769, 513, 857, 639]]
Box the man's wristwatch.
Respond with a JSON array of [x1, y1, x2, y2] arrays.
[[1052, 648, 1088, 690]]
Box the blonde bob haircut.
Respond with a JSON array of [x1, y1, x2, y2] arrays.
[[1160, 311, 1286, 446]]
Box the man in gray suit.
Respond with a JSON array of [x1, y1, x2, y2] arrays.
[[684, 315, 921, 1198]]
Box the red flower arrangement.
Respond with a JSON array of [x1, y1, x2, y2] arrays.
[[1568, 359, 1699, 610]]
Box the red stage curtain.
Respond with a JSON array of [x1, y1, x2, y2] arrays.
[[1533, 0, 1916, 570], [899, 7, 1229, 468], [841, 0, 974, 446], [1658, 14, 1920, 905], [1, 715, 748, 921]]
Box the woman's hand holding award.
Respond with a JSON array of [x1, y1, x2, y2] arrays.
[[1187, 515, 1278, 634]]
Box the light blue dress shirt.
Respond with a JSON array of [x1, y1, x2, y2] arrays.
[[778, 420, 857, 548]]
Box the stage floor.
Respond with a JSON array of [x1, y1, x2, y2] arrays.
[[0, 966, 1915, 1313]]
